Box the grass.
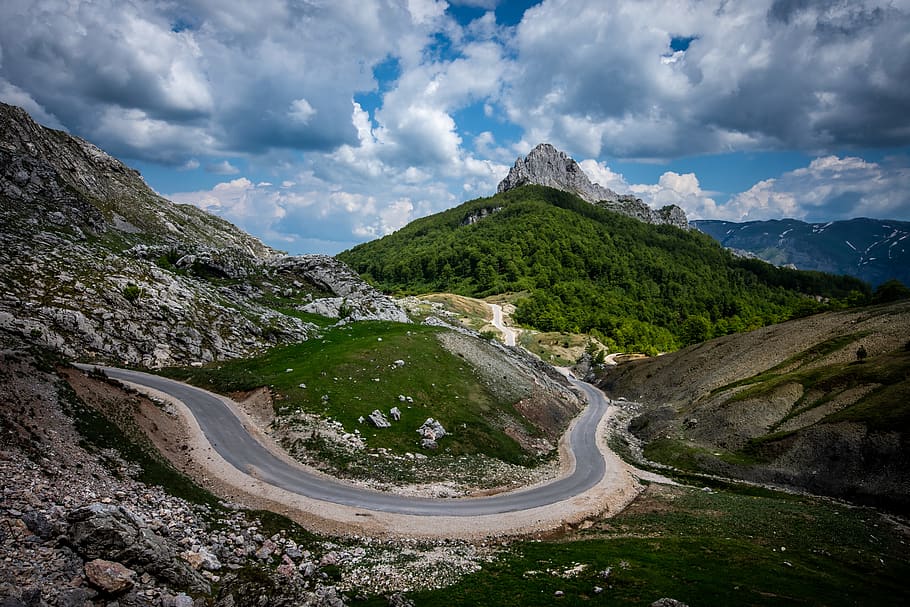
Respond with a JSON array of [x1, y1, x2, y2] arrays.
[[519, 331, 590, 366], [159, 321, 535, 465], [708, 332, 869, 399], [369, 485, 910, 606]]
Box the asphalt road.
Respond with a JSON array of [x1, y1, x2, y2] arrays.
[[75, 364, 611, 517]]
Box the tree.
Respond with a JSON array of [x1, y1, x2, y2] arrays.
[[681, 316, 711, 346], [872, 279, 910, 304], [856, 345, 868, 363]]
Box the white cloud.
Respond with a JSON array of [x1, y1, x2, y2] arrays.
[[206, 160, 240, 175], [577, 160, 631, 194], [288, 98, 316, 124], [504, 0, 910, 158], [719, 156, 910, 221]]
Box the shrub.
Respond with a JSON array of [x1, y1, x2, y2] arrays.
[[122, 284, 142, 303]]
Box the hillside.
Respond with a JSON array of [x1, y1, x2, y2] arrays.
[[694, 217, 910, 287], [0, 103, 406, 366], [339, 185, 870, 353], [597, 299, 910, 512]]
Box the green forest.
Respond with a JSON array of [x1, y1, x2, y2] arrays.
[[338, 186, 871, 353]]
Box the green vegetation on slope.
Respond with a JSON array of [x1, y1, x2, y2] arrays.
[[339, 185, 869, 353], [365, 485, 908, 607], [159, 321, 539, 465]]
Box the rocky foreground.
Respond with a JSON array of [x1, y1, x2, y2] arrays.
[[0, 335, 496, 607]]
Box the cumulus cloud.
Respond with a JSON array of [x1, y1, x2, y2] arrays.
[[205, 160, 240, 175], [505, 0, 910, 158], [4, 0, 908, 252], [720, 156, 910, 221], [0, 0, 438, 161]]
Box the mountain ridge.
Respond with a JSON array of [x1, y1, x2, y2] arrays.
[[339, 184, 870, 353], [693, 217, 910, 287], [0, 102, 407, 366]]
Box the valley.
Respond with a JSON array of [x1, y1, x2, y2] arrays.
[[1, 101, 908, 607]]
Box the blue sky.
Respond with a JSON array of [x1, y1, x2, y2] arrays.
[[2, 0, 909, 254]]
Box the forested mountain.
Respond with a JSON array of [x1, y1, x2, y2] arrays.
[[338, 186, 870, 353], [693, 218, 910, 287]]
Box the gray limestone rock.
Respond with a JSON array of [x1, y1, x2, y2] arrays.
[[368, 410, 392, 428], [497, 143, 689, 229], [498, 143, 619, 203], [66, 503, 209, 594], [417, 418, 446, 441]]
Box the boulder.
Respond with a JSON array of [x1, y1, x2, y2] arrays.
[[67, 503, 209, 593], [417, 418, 446, 441], [84, 559, 136, 594], [390, 406, 402, 421], [368, 409, 391, 428]]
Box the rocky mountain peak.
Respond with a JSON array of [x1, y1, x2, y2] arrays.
[[497, 143, 620, 204], [497, 143, 689, 230]]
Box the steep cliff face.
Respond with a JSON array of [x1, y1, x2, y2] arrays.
[[0, 103, 407, 367], [497, 143, 689, 229]]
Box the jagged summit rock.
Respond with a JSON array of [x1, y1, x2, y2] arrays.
[[497, 143, 620, 203], [497, 143, 688, 229]]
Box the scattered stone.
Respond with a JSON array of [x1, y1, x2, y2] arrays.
[[554, 590, 564, 597], [84, 559, 136, 594], [388, 593, 414, 607], [651, 599, 689, 607], [368, 409, 392, 428], [390, 407, 402, 421], [255, 539, 277, 560], [594, 586, 604, 594], [417, 418, 446, 444]]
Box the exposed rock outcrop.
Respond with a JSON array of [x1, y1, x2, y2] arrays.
[[280, 255, 410, 324], [497, 143, 688, 229], [0, 102, 408, 367], [498, 143, 619, 203]]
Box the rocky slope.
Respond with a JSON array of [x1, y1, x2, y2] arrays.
[[693, 217, 910, 287], [498, 143, 688, 229], [0, 332, 492, 607], [597, 300, 910, 511], [0, 103, 407, 367]]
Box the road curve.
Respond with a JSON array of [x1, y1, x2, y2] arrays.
[[488, 303, 517, 347], [75, 364, 612, 517]]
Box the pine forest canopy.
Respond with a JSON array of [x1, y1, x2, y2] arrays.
[[338, 186, 871, 354]]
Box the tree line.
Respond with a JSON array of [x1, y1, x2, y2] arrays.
[[339, 186, 874, 353]]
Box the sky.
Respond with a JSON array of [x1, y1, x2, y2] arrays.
[[2, 0, 909, 254]]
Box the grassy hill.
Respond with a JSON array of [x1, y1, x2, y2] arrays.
[[597, 299, 910, 512], [339, 185, 869, 353]]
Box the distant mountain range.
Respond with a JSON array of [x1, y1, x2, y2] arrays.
[[693, 218, 910, 287]]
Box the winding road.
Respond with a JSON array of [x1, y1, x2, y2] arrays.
[[488, 303, 517, 347], [75, 364, 617, 518]]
